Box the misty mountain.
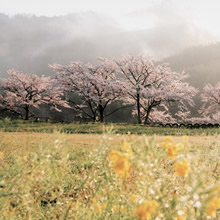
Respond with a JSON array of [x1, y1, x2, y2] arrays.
[[0, 12, 214, 78], [164, 43, 220, 89]]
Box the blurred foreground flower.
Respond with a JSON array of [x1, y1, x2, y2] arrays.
[[183, 136, 188, 141], [161, 136, 173, 148], [108, 150, 130, 178], [133, 200, 158, 220], [93, 204, 102, 215], [23, 155, 28, 162], [176, 209, 186, 220], [174, 160, 190, 177], [130, 195, 138, 203], [0, 152, 4, 160], [162, 137, 184, 159], [165, 143, 184, 159], [122, 141, 132, 158], [206, 196, 220, 218]]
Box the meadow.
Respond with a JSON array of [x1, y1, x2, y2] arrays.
[[2, 119, 220, 136], [0, 121, 219, 219]]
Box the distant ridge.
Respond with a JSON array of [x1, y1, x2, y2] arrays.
[[163, 43, 220, 88]]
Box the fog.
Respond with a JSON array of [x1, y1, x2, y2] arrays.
[[0, 5, 215, 77]]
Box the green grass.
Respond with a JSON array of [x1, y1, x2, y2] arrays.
[[1, 119, 220, 135]]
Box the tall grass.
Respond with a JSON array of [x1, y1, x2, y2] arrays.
[[0, 130, 219, 219]]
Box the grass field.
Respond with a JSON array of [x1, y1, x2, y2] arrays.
[[1, 119, 220, 136], [0, 128, 219, 219]]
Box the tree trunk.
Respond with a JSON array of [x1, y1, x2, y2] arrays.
[[144, 107, 152, 124], [137, 93, 141, 124], [98, 104, 104, 122], [25, 105, 29, 120]]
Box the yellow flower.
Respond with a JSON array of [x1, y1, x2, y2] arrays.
[[176, 209, 186, 220], [112, 205, 117, 212], [165, 136, 173, 143], [101, 203, 107, 209], [134, 200, 158, 220], [23, 155, 28, 162], [130, 195, 138, 203], [122, 141, 131, 152], [114, 157, 130, 178], [0, 152, 4, 160], [176, 143, 184, 151], [93, 204, 102, 215], [174, 160, 190, 177], [120, 206, 126, 213], [166, 144, 178, 158], [9, 211, 14, 217], [122, 141, 132, 157], [108, 150, 130, 178], [183, 136, 188, 141], [91, 198, 97, 204], [161, 136, 174, 148], [212, 186, 220, 194], [103, 189, 107, 196], [206, 196, 220, 218], [165, 143, 184, 159], [108, 150, 122, 163]]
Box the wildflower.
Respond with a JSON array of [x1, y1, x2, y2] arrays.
[[194, 201, 201, 208], [91, 198, 97, 204], [120, 206, 126, 213], [122, 141, 132, 157], [23, 155, 28, 162], [130, 195, 138, 203], [174, 160, 190, 177], [93, 204, 102, 215], [212, 186, 220, 194], [165, 136, 173, 143], [176, 143, 184, 151], [166, 143, 184, 159], [206, 196, 220, 218], [122, 141, 131, 152], [108, 150, 122, 163], [112, 205, 117, 212], [166, 144, 178, 158], [161, 136, 173, 148], [103, 189, 107, 196], [176, 209, 186, 220], [134, 200, 158, 220], [9, 211, 14, 217], [101, 203, 107, 209], [108, 150, 130, 178], [0, 152, 4, 160], [113, 156, 130, 178], [183, 136, 188, 141]]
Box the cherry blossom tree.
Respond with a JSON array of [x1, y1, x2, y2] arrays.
[[200, 83, 220, 121], [49, 59, 126, 122], [0, 69, 69, 120], [147, 109, 176, 124], [175, 111, 191, 124], [112, 56, 197, 124]]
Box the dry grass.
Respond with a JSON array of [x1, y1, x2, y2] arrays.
[[0, 131, 219, 154], [0, 131, 219, 219]]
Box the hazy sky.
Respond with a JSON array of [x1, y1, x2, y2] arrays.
[[0, 0, 219, 76], [2, 0, 220, 36]]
